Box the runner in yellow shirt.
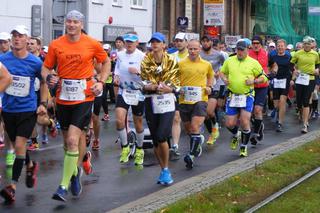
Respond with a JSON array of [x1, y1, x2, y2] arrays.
[[178, 39, 214, 169]]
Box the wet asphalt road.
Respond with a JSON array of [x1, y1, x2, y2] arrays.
[[0, 104, 319, 213]]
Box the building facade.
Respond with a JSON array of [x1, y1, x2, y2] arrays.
[[0, 0, 154, 45]]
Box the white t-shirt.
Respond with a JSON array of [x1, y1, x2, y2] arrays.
[[114, 49, 145, 94]]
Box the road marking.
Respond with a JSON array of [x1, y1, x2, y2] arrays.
[[38, 144, 63, 151]]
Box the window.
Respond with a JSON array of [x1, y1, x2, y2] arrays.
[[92, 0, 103, 5], [112, 0, 119, 6], [131, 0, 143, 8]]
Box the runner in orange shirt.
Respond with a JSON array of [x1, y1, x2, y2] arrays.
[[39, 10, 110, 202]]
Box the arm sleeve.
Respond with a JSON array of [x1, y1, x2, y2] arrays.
[[43, 43, 57, 69]]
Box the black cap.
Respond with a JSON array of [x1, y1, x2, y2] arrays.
[[236, 40, 248, 50], [252, 35, 262, 44], [115, 36, 124, 43], [201, 35, 211, 41]]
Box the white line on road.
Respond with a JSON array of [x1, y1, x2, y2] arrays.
[[38, 144, 63, 151]]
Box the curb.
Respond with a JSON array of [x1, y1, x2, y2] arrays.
[[108, 130, 320, 213]]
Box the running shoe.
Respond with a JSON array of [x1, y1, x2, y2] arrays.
[[184, 154, 194, 169], [206, 135, 215, 145], [52, 185, 67, 202], [27, 142, 39, 151], [0, 185, 15, 203], [82, 151, 93, 175], [194, 135, 204, 157], [257, 123, 265, 141], [157, 169, 174, 185], [212, 124, 220, 140], [92, 139, 100, 151], [250, 133, 258, 146], [55, 121, 61, 130], [170, 145, 180, 157], [101, 114, 110, 121], [239, 145, 248, 157], [119, 146, 130, 163], [70, 167, 83, 196], [301, 124, 308, 134], [42, 134, 49, 144], [26, 161, 39, 188], [230, 135, 240, 150], [134, 148, 144, 165], [49, 126, 58, 138], [276, 123, 283, 132], [6, 152, 15, 166]]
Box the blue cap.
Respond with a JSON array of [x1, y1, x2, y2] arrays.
[[149, 32, 165, 43], [123, 34, 139, 42]]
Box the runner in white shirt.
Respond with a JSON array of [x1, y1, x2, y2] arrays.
[[114, 33, 146, 165]]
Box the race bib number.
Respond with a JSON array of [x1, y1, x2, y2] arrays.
[[6, 75, 30, 97], [59, 79, 86, 101], [273, 78, 287, 89], [184, 86, 202, 103], [122, 89, 139, 106], [34, 78, 40, 91], [295, 73, 310, 86], [229, 94, 247, 107], [152, 93, 175, 114]]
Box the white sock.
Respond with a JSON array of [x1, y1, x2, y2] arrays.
[[136, 130, 144, 148], [117, 128, 128, 147]]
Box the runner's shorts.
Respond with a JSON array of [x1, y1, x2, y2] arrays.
[[179, 101, 208, 122], [225, 95, 254, 116], [254, 87, 268, 107], [144, 97, 174, 147], [296, 80, 316, 108], [272, 78, 290, 100], [209, 85, 226, 99], [116, 94, 144, 116], [2, 111, 37, 142], [56, 102, 93, 131]]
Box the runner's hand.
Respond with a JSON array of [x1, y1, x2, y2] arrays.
[[37, 105, 47, 116], [90, 82, 103, 96], [205, 87, 212, 95], [314, 69, 319, 76], [46, 74, 59, 89], [157, 82, 172, 94], [113, 75, 120, 86], [128, 67, 140, 75], [245, 78, 255, 86]]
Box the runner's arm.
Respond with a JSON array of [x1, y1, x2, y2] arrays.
[[97, 57, 111, 83], [0, 62, 12, 92]]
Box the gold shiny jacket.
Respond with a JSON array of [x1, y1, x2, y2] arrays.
[[140, 52, 180, 88]]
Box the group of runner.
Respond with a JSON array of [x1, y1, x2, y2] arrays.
[[0, 9, 319, 203]]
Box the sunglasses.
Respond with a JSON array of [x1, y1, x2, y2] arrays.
[[252, 42, 260, 45]]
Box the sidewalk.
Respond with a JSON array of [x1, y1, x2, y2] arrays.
[[108, 130, 320, 213]]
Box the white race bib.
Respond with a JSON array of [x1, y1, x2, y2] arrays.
[[122, 89, 140, 106], [152, 93, 175, 114], [296, 73, 310, 86], [6, 75, 30, 97], [184, 86, 202, 103], [59, 79, 86, 101], [273, 78, 287, 89], [229, 94, 247, 107], [34, 78, 40, 91]]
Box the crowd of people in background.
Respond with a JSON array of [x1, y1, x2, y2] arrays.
[[0, 9, 319, 204]]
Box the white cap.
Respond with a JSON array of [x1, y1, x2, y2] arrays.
[[0, 32, 10, 41], [269, 42, 276, 47], [287, 44, 293, 50], [174, 32, 186, 40], [103, 43, 111, 50], [11, 25, 29, 36]]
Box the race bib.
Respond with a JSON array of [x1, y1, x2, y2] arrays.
[[229, 94, 247, 107], [34, 78, 40, 91], [152, 93, 175, 114], [59, 79, 86, 101], [273, 78, 287, 89], [184, 86, 202, 103], [6, 75, 30, 97], [295, 73, 310, 86], [122, 89, 140, 106]]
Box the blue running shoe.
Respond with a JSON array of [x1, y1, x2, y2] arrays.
[[184, 154, 194, 169], [52, 185, 67, 202], [42, 134, 49, 144], [157, 169, 173, 185], [55, 121, 61, 130], [70, 167, 83, 196]]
